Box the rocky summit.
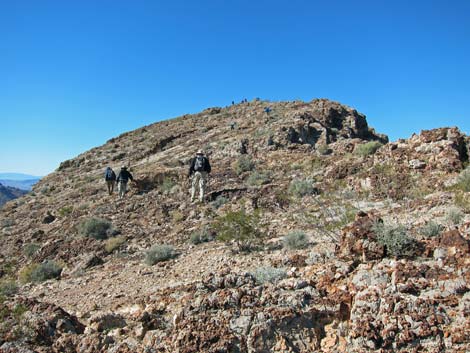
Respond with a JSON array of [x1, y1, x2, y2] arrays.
[[1, 98, 470, 353]]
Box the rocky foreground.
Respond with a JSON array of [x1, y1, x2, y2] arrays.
[[1, 98, 469, 352]]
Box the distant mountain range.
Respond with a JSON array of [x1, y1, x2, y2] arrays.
[[0, 182, 27, 206], [0, 173, 41, 191]]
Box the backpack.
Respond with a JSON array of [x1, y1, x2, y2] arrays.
[[105, 168, 115, 181], [194, 156, 205, 171]]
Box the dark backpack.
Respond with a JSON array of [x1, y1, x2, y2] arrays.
[[105, 168, 115, 181], [194, 156, 205, 171]]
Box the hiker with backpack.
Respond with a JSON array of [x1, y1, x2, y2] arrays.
[[188, 150, 211, 203], [104, 167, 116, 195], [116, 166, 134, 199]]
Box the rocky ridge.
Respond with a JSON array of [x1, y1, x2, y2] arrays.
[[0, 183, 27, 207], [1, 98, 470, 352]]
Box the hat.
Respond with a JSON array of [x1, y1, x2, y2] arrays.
[[196, 149, 204, 155], [121, 165, 127, 169]]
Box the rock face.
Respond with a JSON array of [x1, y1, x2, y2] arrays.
[[0, 98, 470, 352], [273, 99, 388, 148]]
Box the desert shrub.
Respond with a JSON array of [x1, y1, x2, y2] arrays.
[[18, 264, 38, 284], [354, 141, 383, 157], [30, 261, 62, 282], [0, 280, 18, 297], [211, 195, 228, 209], [455, 167, 470, 192], [283, 231, 308, 250], [289, 179, 316, 198], [1, 218, 15, 228], [446, 207, 464, 225], [274, 190, 290, 208], [190, 226, 213, 245], [247, 171, 271, 186], [23, 243, 40, 258], [373, 223, 418, 258], [145, 245, 176, 265], [171, 210, 185, 222], [78, 218, 113, 240], [214, 209, 262, 251], [105, 236, 126, 253], [252, 267, 286, 284], [235, 156, 255, 175], [316, 144, 332, 155], [455, 191, 470, 213], [420, 221, 443, 238], [58, 206, 73, 217], [161, 177, 177, 193], [78, 203, 89, 210]]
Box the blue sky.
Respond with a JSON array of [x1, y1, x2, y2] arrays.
[[1, 0, 469, 176]]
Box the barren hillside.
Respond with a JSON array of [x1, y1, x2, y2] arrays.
[[1, 98, 470, 352]]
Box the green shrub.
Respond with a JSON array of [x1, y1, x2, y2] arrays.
[[0, 280, 18, 297], [288, 179, 316, 198], [373, 223, 418, 258], [161, 177, 177, 193], [446, 207, 464, 225], [283, 231, 308, 250], [354, 141, 383, 157], [455, 191, 470, 213], [58, 206, 73, 217], [1, 219, 15, 228], [235, 155, 255, 175], [214, 209, 262, 251], [20, 261, 62, 283], [145, 245, 176, 265], [247, 171, 271, 186], [455, 167, 470, 192], [316, 144, 332, 155], [23, 243, 40, 258], [18, 264, 38, 284], [211, 195, 228, 209], [252, 267, 286, 284], [190, 226, 213, 245], [420, 221, 443, 238], [105, 236, 126, 253], [78, 218, 113, 240]]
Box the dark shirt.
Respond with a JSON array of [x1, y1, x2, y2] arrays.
[[188, 156, 211, 176], [116, 169, 133, 183]]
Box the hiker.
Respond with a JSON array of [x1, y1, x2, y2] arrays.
[[188, 150, 211, 203], [104, 167, 116, 195], [264, 107, 271, 114], [116, 166, 134, 199], [230, 121, 236, 130]]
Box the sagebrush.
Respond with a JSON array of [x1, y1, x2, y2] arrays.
[[283, 231, 308, 250], [373, 222, 418, 258], [145, 245, 176, 265], [78, 218, 113, 240], [252, 267, 286, 284], [354, 141, 383, 157]]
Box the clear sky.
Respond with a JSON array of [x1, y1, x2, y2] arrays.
[[1, 0, 469, 176]]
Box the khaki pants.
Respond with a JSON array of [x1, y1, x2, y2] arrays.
[[106, 180, 115, 195], [118, 180, 128, 199], [191, 171, 208, 202]]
